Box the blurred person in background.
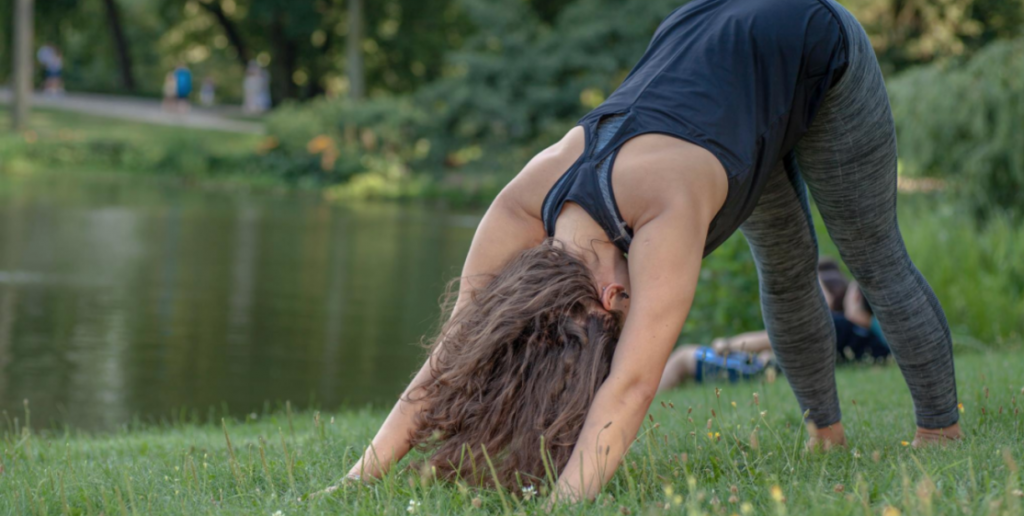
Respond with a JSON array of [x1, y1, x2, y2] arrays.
[[173, 63, 193, 113], [37, 43, 65, 95], [658, 258, 891, 391], [162, 70, 177, 111], [243, 60, 270, 114], [200, 76, 216, 107]]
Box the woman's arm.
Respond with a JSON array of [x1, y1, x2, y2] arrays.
[[346, 192, 545, 480], [554, 200, 711, 501], [345, 131, 583, 481]]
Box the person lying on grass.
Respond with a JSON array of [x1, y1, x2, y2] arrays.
[[338, 0, 962, 501], [658, 258, 892, 391]]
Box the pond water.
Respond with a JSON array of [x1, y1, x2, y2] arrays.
[[0, 176, 478, 431]]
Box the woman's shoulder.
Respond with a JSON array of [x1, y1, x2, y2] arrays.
[[612, 133, 729, 231], [500, 126, 587, 219]]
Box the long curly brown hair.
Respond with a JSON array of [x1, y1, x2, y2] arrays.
[[407, 239, 623, 489]]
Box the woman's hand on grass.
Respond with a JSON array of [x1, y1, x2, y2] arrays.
[[306, 474, 363, 501], [305, 475, 362, 499]]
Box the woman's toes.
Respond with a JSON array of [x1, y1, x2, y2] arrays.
[[805, 422, 847, 451]]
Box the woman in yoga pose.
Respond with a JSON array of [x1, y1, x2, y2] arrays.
[[340, 0, 961, 500]]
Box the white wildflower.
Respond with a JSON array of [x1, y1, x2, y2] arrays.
[[522, 485, 537, 500]]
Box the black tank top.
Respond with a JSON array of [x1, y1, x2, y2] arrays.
[[542, 0, 849, 256]]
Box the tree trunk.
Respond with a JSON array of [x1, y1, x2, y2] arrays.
[[101, 0, 135, 91], [11, 0, 34, 130], [200, 1, 249, 68], [269, 17, 297, 104], [346, 0, 365, 100]]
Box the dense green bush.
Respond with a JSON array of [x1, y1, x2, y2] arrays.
[[888, 37, 1024, 219], [9, 136, 257, 179], [814, 194, 1023, 349], [896, 196, 1024, 348], [263, 96, 435, 189], [0, 109, 267, 182]]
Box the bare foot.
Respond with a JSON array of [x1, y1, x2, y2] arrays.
[[806, 421, 847, 451], [912, 422, 963, 448]]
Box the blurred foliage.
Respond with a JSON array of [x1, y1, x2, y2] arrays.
[[259, 0, 681, 190], [4, 0, 1019, 99], [261, 96, 432, 187], [889, 36, 1024, 219], [3, 0, 1023, 214], [0, 0, 472, 102], [896, 195, 1024, 348], [845, 0, 1023, 73], [254, 0, 1024, 193]]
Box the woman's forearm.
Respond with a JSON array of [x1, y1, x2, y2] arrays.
[[554, 379, 654, 501], [347, 355, 435, 479], [550, 201, 709, 501]]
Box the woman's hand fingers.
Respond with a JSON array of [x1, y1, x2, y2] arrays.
[[304, 475, 363, 502]]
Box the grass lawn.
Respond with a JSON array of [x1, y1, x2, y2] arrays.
[[0, 106, 261, 156], [3, 352, 1020, 515]]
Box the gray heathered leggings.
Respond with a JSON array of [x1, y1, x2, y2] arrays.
[[739, 3, 959, 430]]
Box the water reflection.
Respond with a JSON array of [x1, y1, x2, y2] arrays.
[[0, 176, 477, 431]]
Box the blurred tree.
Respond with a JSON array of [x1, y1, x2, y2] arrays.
[[423, 0, 682, 144], [154, 0, 469, 102], [196, 0, 249, 67], [347, 0, 364, 100], [842, 0, 1023, 72], [5, 0, 1020, 104], [101, 0, 136, 91], [526, 0, 575, 24]]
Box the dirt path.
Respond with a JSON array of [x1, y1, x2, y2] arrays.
[[0, 88, 264, 134]]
